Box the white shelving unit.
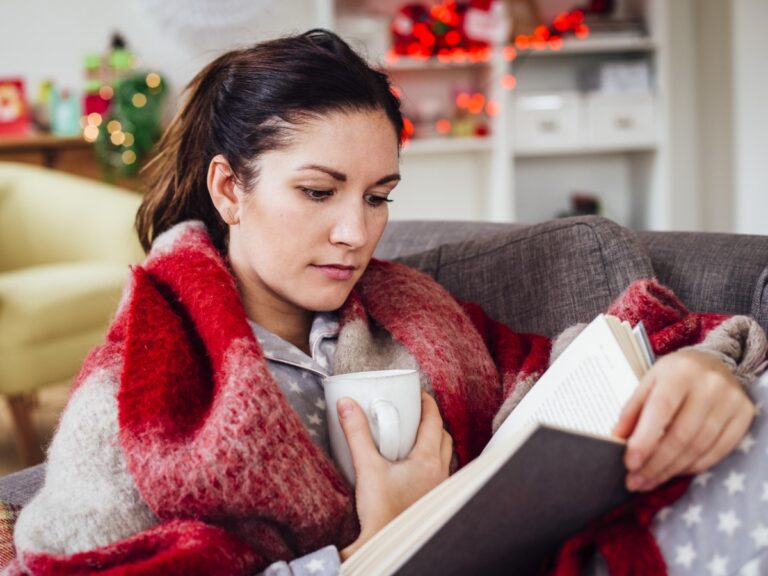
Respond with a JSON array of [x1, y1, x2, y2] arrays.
[[324, 0, 670, 229], [379, 49, 511, 222], [520, 36, 656, 56], [513, 142, 657, 158], [403, 137, 494, 154], [509, 1, 665, 228]]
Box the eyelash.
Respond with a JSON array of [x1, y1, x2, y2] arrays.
[[299, 187, 393, 208]]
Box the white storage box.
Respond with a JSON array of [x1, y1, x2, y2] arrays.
[[585, 93, 657, 148], [514, 92, 582, 153]]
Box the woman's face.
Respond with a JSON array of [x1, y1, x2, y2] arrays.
[[227, 109, 400, 316]]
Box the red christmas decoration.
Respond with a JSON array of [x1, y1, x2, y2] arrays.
[[391, 0, 504, 59], [391, 3, 433, 58], [0, 78, 30, 135], [391, 2, 601, 60], [515, 8, 590, 51]]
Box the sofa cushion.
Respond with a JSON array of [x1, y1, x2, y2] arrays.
[[0, 262, 128, 348], [395, 216, 654, 337], [375, 220, 520, 262], [0, 465, 45, 509]]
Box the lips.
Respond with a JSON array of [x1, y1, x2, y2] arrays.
[[311, 264, 356, 281]]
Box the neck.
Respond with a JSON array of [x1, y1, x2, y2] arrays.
[[244, 295, 314, 355], [228, 260, 313, 355]]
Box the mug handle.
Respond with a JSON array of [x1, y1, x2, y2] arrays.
[[370, 398, 400, 461]]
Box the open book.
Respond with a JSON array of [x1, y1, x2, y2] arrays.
[[342, 314, 655, 576]]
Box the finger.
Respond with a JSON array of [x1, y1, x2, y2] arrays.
[[626, 389, 712, 490], [681, 387, 754, 475], [625, 377, 688, 473], [337, 397, 382, 471], [688, 403, 756, 473], [670, 385, 748, 478], [412, 391, 446, 455], [656, 408, 724, 483], [614, 372, 655, 439]]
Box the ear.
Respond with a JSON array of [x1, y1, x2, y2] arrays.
[[207, 154, 240, 225]]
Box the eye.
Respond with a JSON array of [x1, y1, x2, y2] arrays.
[[365, 194, 393, 208], [300, 187, 334, 202]]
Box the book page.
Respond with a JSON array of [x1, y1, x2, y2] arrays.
[[486, 314, 641, 452], [606, 316, 644, 377], [632, 321, 656, 368], [531, 355, 630, 433]]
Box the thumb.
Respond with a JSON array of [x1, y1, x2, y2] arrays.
[[338, 398, 380, 470]]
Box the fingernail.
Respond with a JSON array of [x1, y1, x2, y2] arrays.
[[627, 474, 644, 491], [627, 451, 642, 471], [338, 398, 354, 420]]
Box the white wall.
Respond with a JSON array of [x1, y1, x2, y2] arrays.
[[658, 0, 766, 234], [733, 0, 768, 235], [0, 0, 316, 112], [2, 0, 767, 233], [664, 0, 701, 231], [697, 0, 734, 232]]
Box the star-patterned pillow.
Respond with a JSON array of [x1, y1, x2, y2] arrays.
[[0, 500, 21, 569], [650, 374, 768, 576]]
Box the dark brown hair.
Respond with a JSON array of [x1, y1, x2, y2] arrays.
[[136, 29, 404, 253]]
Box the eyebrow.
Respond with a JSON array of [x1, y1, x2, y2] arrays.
[[298, 164, 401, 186]]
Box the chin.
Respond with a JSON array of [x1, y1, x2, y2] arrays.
[[304, 301, 346, 313], [302, 287, 355, 313]]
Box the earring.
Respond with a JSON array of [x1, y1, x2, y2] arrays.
[[225, 207, 239, 225]]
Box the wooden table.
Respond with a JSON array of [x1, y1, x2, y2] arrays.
[[0, 132, 144, 191]]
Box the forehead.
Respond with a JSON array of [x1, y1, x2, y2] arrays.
[[262, 109, 400, 176]]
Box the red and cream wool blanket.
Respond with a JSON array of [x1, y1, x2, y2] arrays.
[[3, 221, 754, 576]]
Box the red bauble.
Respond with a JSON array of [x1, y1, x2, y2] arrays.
[[392, 0, 501, 59], [392, 3, 432, 57]]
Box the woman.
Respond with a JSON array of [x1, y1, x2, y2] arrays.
[[6, 30, 766, 576]]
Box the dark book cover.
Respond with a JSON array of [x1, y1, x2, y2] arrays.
[[394, 426, 630, 576]]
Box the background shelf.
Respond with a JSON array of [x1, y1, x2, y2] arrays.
[[404, 137, 494, 155], [383, 57, 492, 72], [514, 142, 657, 158], [517, 36, 656, 57]]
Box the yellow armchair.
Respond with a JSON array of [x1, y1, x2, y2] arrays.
[[0, 162, 144, 465]]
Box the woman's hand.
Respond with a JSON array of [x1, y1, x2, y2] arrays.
[[613, 349, 756, 492], [338, 390, 452, 559]]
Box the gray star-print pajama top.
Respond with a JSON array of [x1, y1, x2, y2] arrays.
[[253, 313, 768, 576], [250, 313, 343, 576]]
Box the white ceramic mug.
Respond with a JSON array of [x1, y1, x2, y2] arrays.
[[324, 369, 421, 486]]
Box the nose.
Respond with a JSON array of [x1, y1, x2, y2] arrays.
[[329, 200, 368, 249]]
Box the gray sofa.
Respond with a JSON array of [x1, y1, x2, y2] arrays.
[[376, 216, 768, 335], [1, 215, 767, 522]]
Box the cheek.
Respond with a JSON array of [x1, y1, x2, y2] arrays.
[[244, 196, 314, 252], [368, 210, 389, 246]]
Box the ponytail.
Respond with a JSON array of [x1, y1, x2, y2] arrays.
[[136, 56, 231, 253]]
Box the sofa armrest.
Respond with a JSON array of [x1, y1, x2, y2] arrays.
[[0, 464, 45, 508], [752, 268, 768, 334], [0, 163, 144, 271]]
